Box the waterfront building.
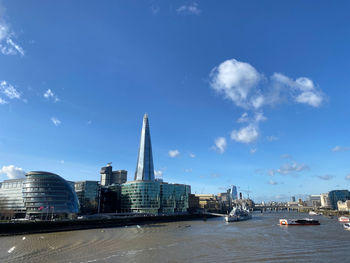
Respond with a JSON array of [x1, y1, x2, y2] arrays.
[[328, 190, 350, 210], [0, 179, 26, 220], [75, 181, 99, 214], [100, 163, 127, 186], [308, 195, 321, 208], [196, 194, 221, 212], [23, 171, 79, 219], [337, 200, 350, 212], [120, 114, 190, 214], [99, 184, 121, 213], [217, 191, 231, 212], [231, 185, 238, 200], [188, 194, 200, 212], [320, 193, 331, 208]]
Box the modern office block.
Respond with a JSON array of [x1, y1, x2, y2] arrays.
[[328, 190, 350, 210], [75, 181, 99, 214], [231, 185, 238, 200], [100, 163, 127, 186], [0, 179, 26, 220], [99, 184, 121, 213]]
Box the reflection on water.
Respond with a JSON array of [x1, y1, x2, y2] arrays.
[[0, 212, 349, 263]]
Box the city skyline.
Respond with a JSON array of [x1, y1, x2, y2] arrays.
[[1, 1, 350, 202]]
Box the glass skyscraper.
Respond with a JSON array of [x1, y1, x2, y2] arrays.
[[121, 114, 190, 214]]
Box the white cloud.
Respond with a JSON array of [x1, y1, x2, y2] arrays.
[[269, 161, 309, 176], [168, 149, 180, 158], [154, 170, 163, 178], [345, 174, 350, 180], [317, 174, 334, 181], [0, 165, 26, 179], [0, 19, 24, 56], [0, 80, 21, 99], [51, 117, 61, 126], [210, 59, 325, 110], [189, 153, 195, 158], [231, 124, 259, 144], [44, 89, 59, 102], [0, 97, 7, 104], [184, 168, 192, 173], [268, 180, 278, 185], [332, 146, 349, 152], [250, 148, 257, 154], [210, 59, 262, 109], [213, 137, 227, 153], [177, 2, 201, 15], [272, 73, 324, 107]]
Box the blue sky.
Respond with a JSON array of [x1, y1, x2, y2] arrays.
[[1, 0, 350, 202]]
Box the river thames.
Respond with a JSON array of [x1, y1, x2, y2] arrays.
[[1, 212, 349, 262]]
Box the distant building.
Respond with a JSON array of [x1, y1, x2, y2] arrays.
[[0, 179, 26, 220], [328, 190, 350, 210], [291, 196, 296, 202], [308, 195, 321, 208], [231, 185, 238, 200], [320, 193, 331, 208], [99, 184, 121, 213], [75, 181, 99, 214], [217, 191, 231, 212], [100, 163, 127, 186], [188, 194, 200, 212], [337, 200, 350, 212], [196, 194, 220, 211]]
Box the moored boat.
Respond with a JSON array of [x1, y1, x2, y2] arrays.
[[343, 223, 350, 230], [225, 206, 252, 222], [338, 216, 350, 223], [279, 218, 320, 226]]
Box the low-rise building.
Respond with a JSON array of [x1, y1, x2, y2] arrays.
[[196, 194, 221, 212], [337, 200, 350, 212]]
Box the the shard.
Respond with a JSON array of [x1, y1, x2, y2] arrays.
[[134, 113, 155, 181]]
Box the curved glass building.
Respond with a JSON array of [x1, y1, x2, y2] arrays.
[[23, 171, 79, 219]]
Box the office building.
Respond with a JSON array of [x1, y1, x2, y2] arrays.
[[75, 181, 99, 214], [0, 179, 26, 220], [337, 200, 350, 212], [308, 195, 321, 208], [328, 190, 350, 210], [100, 163, 127, 186], [231, 185, 238, 200], [99, 184, 121, 213]]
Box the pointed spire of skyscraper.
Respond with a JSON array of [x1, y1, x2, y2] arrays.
[[134, 113, 155, 181]]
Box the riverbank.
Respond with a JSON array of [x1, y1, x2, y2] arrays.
[[0, 213, 216, 236]]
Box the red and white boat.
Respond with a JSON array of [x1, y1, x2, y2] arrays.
[[280, 218, 320, 226], [338, 216, 350, 223]]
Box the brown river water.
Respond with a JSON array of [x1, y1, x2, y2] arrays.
[[0, 212, 349, 262]]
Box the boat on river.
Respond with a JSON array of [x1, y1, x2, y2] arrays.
[[338, 216, 350, 223], [309, 211, 322, 216], [279, 218, 320, 226], [225, 206, 252, 222], [343, 223, 350, 230]]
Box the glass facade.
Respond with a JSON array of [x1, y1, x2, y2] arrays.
[[0, 179, 26, 220], [23, 171, 79, 219], [75, 181, 99, 214], [121, 181, 160, 214], [121, 181, 190, 214], [100, 184, 121, 213], [328, 190, 350, 209]]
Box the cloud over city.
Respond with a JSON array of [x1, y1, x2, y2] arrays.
[[168, 149, 180, 158], [176, 2, 201, 15], [213, 137, 227, 153], [0, 165, 26, 179], [0, 15, 24, 56]]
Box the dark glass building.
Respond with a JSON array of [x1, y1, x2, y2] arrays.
[[23, 171, 79, 219], [75, 181, 99, 214], [328, 190, 350, 210], [99, 184, 121, 213]]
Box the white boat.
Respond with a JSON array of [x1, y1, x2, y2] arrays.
[[343, 223, 350, 230], [225, 206, 252, 222], [338, 216, 350, 223], [309, 211, 322, 216]]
